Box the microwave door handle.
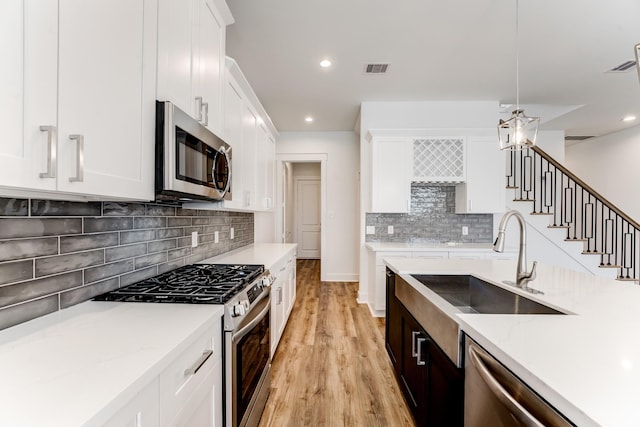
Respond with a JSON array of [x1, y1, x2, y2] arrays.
[[468, 344, 544, 427]]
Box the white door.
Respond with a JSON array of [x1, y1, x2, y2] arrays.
[[296, 179, 321, 259]]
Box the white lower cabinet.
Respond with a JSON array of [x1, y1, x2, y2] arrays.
[[103, 379, 160, 427], [270, 250, 297, 356]]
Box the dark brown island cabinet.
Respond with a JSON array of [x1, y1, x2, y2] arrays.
[[385, 268, 464, 427]]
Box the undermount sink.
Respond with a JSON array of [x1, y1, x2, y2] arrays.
[[410, 275, 565, 315]]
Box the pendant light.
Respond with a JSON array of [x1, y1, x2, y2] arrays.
[[498, 0, 539, 150]]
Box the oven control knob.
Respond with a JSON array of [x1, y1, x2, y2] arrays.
[[232, 303, 247, 317]]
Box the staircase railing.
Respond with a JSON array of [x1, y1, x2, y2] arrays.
[[506, 145, 640, 281]]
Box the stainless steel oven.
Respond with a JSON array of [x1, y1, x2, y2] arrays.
[[226, 288, 271, 427], [155, 100, 231, 202]]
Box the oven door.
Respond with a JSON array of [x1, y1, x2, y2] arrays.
[[228, 295, 271, 427]]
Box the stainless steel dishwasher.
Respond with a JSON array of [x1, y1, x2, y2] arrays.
[[464, 337, 574, 427]]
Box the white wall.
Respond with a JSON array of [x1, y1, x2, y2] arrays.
[[292, 163, 320, 178], [565, 125, 640, 221], [276, 131, 359, 281]]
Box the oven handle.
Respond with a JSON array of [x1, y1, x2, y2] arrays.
[[232, 296, 271, 343]]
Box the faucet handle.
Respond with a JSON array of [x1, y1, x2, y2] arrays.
[[529, 261, 537, 280]]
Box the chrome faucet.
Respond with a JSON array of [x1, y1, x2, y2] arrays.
[[493, 210, 539, 291]]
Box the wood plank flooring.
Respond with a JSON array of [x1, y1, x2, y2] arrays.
[[258, 259, 414, 427]]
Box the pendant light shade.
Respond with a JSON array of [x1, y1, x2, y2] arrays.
[[498, 109, 539, 150], [497, 0, 539, 150]]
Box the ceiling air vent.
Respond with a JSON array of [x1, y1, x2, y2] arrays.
[[364, 63, 390, 74], [606, 60, 637, 73]]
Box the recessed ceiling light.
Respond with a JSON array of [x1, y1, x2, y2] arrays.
[[305, 116, 314, 123], [622, 115, 637, 122], [320, 59, 332, 68]]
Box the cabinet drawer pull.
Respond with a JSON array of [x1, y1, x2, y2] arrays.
[[69, 135, 84, 182], [202, 102, 209, 126], [39, 125, 57, 179], [184, 349, 213, 377], [411, 331, 420, 357], [416, 337, 428, 366]]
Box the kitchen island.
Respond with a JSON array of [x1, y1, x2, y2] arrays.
[[386, 257, 640, 426]]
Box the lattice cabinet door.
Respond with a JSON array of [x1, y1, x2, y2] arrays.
[[413, 138, 466, 182]]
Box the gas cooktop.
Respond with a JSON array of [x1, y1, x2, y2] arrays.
[[93, 264, 265, 304]]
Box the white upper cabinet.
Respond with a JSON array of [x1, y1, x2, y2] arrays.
[[0, 1, 58, 193], [221, 57, 278, 212], [455, 135, 505, 213], [0, 0, 157, 201], [157, 0, 232, 135], [368, 132, 412, 213]]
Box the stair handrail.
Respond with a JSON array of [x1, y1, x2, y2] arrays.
[[531, 145, 640, 230]]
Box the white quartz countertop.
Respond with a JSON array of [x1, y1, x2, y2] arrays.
[[0, 301, 224, 427], [366, 242, 494, 251], [386, 257, 640, 427], [201, 243, 297, 271]]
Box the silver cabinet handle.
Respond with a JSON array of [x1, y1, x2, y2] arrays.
[[416, 337, 428, 366], [202, 101, 209, 126], [279, 287, 283, 304], [69, 134, 84, 182], [39, 125, 57, 178], [195, 96, 203, 122], [411, 331, 420, 357], [468, 343, 545, 427], [184, 349, 213, 377]]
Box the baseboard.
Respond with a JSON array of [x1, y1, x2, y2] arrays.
[[324, 273, 359, 282], [365, 303, 385, 318]]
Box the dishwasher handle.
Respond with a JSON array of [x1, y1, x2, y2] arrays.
[[468, 343, 544, 427]]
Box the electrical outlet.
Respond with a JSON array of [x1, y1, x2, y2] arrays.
[[462, 226, 469, 236], [387, 225, 394, 235], [191, 231, 198, 247], [230, 227, 235, 240], [366, 226, 375, 234], [214, 231, 219, 244]]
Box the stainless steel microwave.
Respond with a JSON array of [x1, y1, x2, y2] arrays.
[[155, 101, 231, 202]]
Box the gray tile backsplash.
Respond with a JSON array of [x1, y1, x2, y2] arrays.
[[0, 198, 254, 331], [366, 184, 493, 243]]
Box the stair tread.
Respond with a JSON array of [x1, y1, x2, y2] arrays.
[[564, 238, 588, 242], [530, 212, 554, 216], [513, 199, 535, 202], [581, 251, 605, 255], [616, 277, 639, 282], [599, 264, 623, 269], [548, 225, 570, 229]]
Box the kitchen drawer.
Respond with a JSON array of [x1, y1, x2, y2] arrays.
[[412, 251, 448, 259], [159, 320, 221, 425]]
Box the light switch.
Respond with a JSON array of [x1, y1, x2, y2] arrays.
[[191, 231, 198, 247], [462, 226, 469, 236], [366, 226, 375, 235], [214, 231, 219, 243], [230, 227, 235, 240], [387, 226, 394, 235]]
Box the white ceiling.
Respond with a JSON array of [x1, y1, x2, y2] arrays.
[[225, 0, 640, 139]]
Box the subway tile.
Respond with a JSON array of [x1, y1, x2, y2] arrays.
[[0, 238, 58, 262], [0, 198, 28, 216], [0, 260, 33, 286], [157, 228, 184, 239], [176, 237, 191, 248], [176, 208, 198, 216], [84, 260, 133, 284], [134, 217, 167, 229], [192, 217, 210, 225], [60, 277, 120, 309], [184, 226, 204, 235], [157, 259, 185, 274], [192, 243, 213, 255], [0, 218, 82, 239], [167, 217, 192, 227], [35, 250, 104, 277], [135, 252, 167, 269], [168, 247, 191, 261], [145, 205, 176, 217], [60, 233, 119, 253], [0, 295, 59, 331], [84, 217, 133, 233], [148, 239, 177, 253], [105, 243, 147, 263], [120, 229, 156, 244], [31, 200, 101, 217], [120, 266, 157, 286], [103, 202, 146, 216], [0, 271, 82, 308], [184, 253, 205, 264], [197, 209, 218, 217]]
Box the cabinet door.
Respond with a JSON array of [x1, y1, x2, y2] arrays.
[[223, 76, 244, 209], [194, 0, 224, 134], [241, 104, 258, 208], [0, 1, 57, 192], [270, 281, 285, 356], [172, 357, 223, 427], [157, 0, 195, 116], [103, 378, 160, 427], [455, 135, 505, 213], [426, 338, 464, 427], [385, 268, 402, 370], [57, 0, 156, 200], [371, 138, 412, 213], [400, 310, 429, 426], [255, 123, 269, 210]]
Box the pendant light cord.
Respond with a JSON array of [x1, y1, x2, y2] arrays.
[[515, 0, 520, 111]]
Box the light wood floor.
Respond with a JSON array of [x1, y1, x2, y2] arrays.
[[258, 259, 414, 427]]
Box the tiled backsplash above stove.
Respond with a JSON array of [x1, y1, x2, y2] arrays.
[[366, 184, 493, 243], [0, 198, 253, 331]]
